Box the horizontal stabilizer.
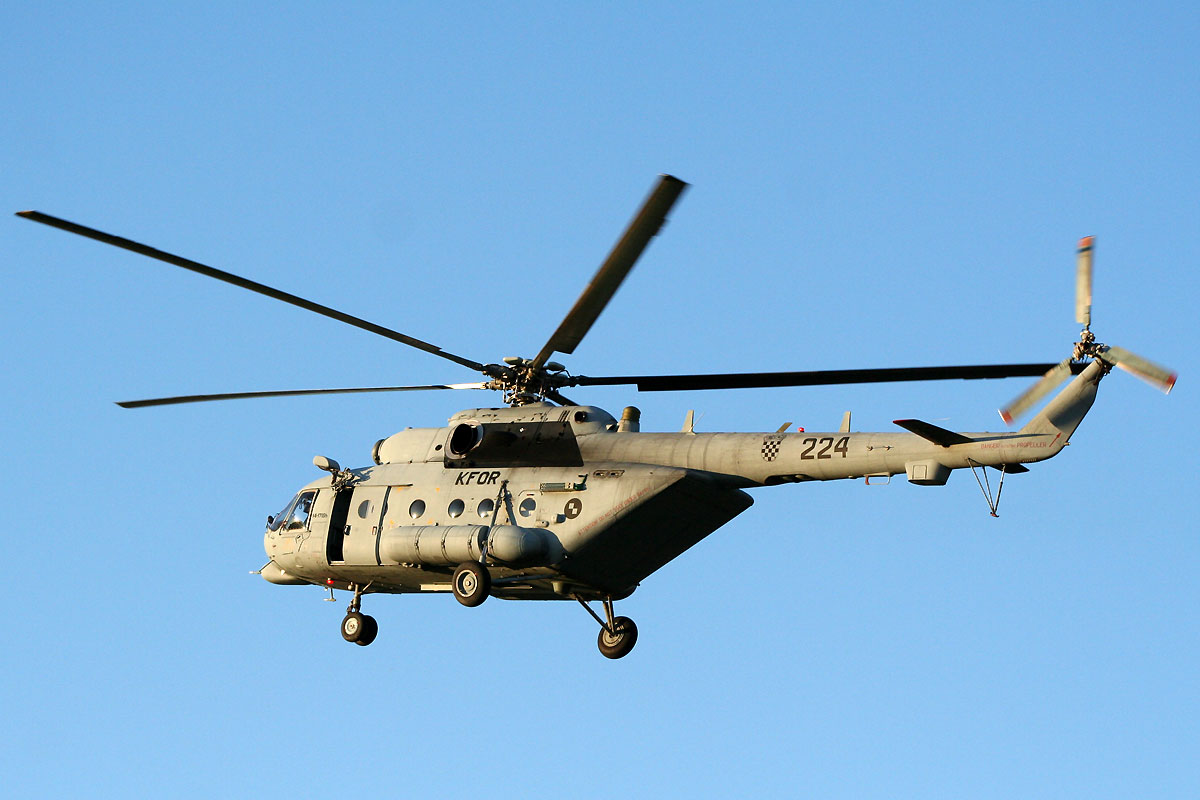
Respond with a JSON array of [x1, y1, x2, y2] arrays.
[[893, 418, 973, 447], [991, 463, 1030, 474]]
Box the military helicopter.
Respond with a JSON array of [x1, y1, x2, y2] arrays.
[[17, 176, 1175, 658]]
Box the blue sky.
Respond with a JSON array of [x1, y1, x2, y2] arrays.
[[3, 3, 1197, 797]]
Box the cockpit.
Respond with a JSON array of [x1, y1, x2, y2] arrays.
[[267, 490, 316, 532]]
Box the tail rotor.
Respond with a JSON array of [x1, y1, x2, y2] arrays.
[[1000, 237, 1176, 425]]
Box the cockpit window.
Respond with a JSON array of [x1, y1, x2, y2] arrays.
[[269, 491, 316, 532], [269, 494, 299, 531], [286, 491, 316, 530]]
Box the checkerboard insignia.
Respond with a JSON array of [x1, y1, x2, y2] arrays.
[[761, 434, 784, 462]]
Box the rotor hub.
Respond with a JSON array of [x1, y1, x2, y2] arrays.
[[485, 358, 575, 405]]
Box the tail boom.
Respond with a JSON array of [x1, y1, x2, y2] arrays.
[[577, 362, 1104, 486]]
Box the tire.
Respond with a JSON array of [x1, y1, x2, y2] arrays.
[[452, 562, 491, 607], [354, 615, 378, 646], [597, 616, 638, 659], [341, 611, 366, 642]]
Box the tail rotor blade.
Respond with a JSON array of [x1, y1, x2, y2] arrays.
[[1076, 236, 1094, 328], [1100, 345, 1177, 393], [999, 359, 1073, 424]]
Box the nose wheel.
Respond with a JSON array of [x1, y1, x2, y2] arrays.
[[341, 611, 378, 645], [340, 583, 378, 646]]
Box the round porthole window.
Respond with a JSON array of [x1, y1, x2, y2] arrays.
[[357, 500, 372, 519], [408, 499, 426, 519], [448, 499, 465, 518], [519, 497, 536, 517], [477, 499, 495, 518]]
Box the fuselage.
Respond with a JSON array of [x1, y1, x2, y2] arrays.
[[263, 362, 1104, 600]]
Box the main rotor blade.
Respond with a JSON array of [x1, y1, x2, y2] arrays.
[[530, 175, 688, 370], [16, 211, 485, 373], [116, 383, 490, 408], [1099, 345, 1177, 393], [1076, 236, 1094, 327], [998, 358, 1073, 425], [574, 363, 1084, 392]]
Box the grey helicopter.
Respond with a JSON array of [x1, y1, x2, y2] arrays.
[[17, 176, 1175, 658]]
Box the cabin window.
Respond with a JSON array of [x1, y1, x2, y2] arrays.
[[408, 499, 426, 519], [477, 499, 495, 518], [447, 499, 465, 518], [519, 497, 536, 517]]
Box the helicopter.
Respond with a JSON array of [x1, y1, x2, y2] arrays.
[[17, 176, 1176, 659]]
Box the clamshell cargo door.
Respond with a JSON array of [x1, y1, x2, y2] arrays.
[[333, 485, 389, 565]]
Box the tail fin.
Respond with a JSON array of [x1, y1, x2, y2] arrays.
[[1019, 360, 1104, 440]]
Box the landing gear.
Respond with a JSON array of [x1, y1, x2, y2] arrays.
[[340, 583, 378, 646], [341, 611, 378, 645], [576, 595, 638, 659], [597, 616, 638, 659], [452, 561, 491, 607]]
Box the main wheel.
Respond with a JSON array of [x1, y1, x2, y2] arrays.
[[597, 616, 638, 659], [354, 614, 378, 646], [452, 562, 491, 607], [341, 611, 366, 642]]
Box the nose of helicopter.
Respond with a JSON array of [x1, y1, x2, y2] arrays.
[[259, 561, 307, 585]]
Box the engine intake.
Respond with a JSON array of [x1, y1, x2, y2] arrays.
[[443, 420, 581, 468], [447, 422, 484, 457]]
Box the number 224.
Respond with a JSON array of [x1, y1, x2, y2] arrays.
[[799, 436, 849, 460]]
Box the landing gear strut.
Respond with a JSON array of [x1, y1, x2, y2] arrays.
[[576, 595, 638, 659], [451, 493, 500, 608], [341, 583, 378, 646]]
